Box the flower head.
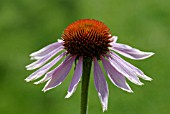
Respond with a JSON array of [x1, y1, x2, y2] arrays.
[[25, 19, 154, 111], [62, 19, 112, 58]]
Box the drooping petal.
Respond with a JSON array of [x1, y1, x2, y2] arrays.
[[26, 47, 64, 70], [93, 57, 109, 112], [30, 45, 64, 60], [101, 56, 133, 92], [107, 52, 143, 85], [123, 59, 152, 81], [25, 52, 66, 82], [30, 41, 63, 59], [34, 70, 53, 85], [34, 54, 71, 85], [65, 57, 83, 98], [111, 43, 154, 60], [42, 55, 76, 92], [110, 51, 152, 81]]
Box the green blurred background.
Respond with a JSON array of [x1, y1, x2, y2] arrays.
[[0, 0, 169, 114]]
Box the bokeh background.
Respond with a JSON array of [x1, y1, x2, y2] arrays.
[[0, 0, 169, 114]]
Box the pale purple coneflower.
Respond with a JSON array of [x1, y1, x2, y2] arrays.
[[25, 19, 154, 112]]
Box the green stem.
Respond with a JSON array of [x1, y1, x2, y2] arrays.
[[81, 58, 92, 114]]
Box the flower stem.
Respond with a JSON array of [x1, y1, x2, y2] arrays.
[[81, 58, 92, 114]]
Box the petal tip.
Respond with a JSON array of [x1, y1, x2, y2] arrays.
[[144, 76, 153, 81], [25, 67, 33, 70], [25, 65, 33, 70], [33, 82, 39, 85], [102, 107, 108, 112], [30, 56, 37, 60], [121, 86, 134, 93], [137, 52, 155, 60], [128, 89, 134, 93], [42, 86, 54, 92], [149, 78, 153, 81], [25, 78, 31, 82], [42, 88, 48, 92], [42, 89, 46, 93], [25, 65, 29, 68], [57, 39, 63, 43], [145, 52, 155, 58], [65, 92, 72, 99], [134, 81, 144, 86], [140, 82, 144, 86], [29, 53, 35, 57], [98, 93, 108, 112], [150, 52, 155, 55], [130, 90, 134, 93]]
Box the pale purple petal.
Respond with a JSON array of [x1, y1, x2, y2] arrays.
[[101, 56, 133, 92], [65, 57, 83, 98], [110, 51, 152, 81], [25, 52, 66, 82], [122, 58, 152, 81], [30, 45, 64, 60], [29, 40, 63, 59], [111, 43, 154, 60], [26, 47, 64, 70], [30, 41, 63, 57], [110, 36, 118, 44], [34, 70, 53, 85], [107, 52, 143, 85], [42, 55, 76, 92], [93, 57, 109, 112], [34, 54, 71, 84]]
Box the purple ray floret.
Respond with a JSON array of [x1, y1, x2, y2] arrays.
[[93, 57, 109, 112]]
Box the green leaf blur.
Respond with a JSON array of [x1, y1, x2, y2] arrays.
[[0, 0, 169, 114]]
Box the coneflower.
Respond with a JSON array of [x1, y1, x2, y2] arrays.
[[25, 19, 154, 113]]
